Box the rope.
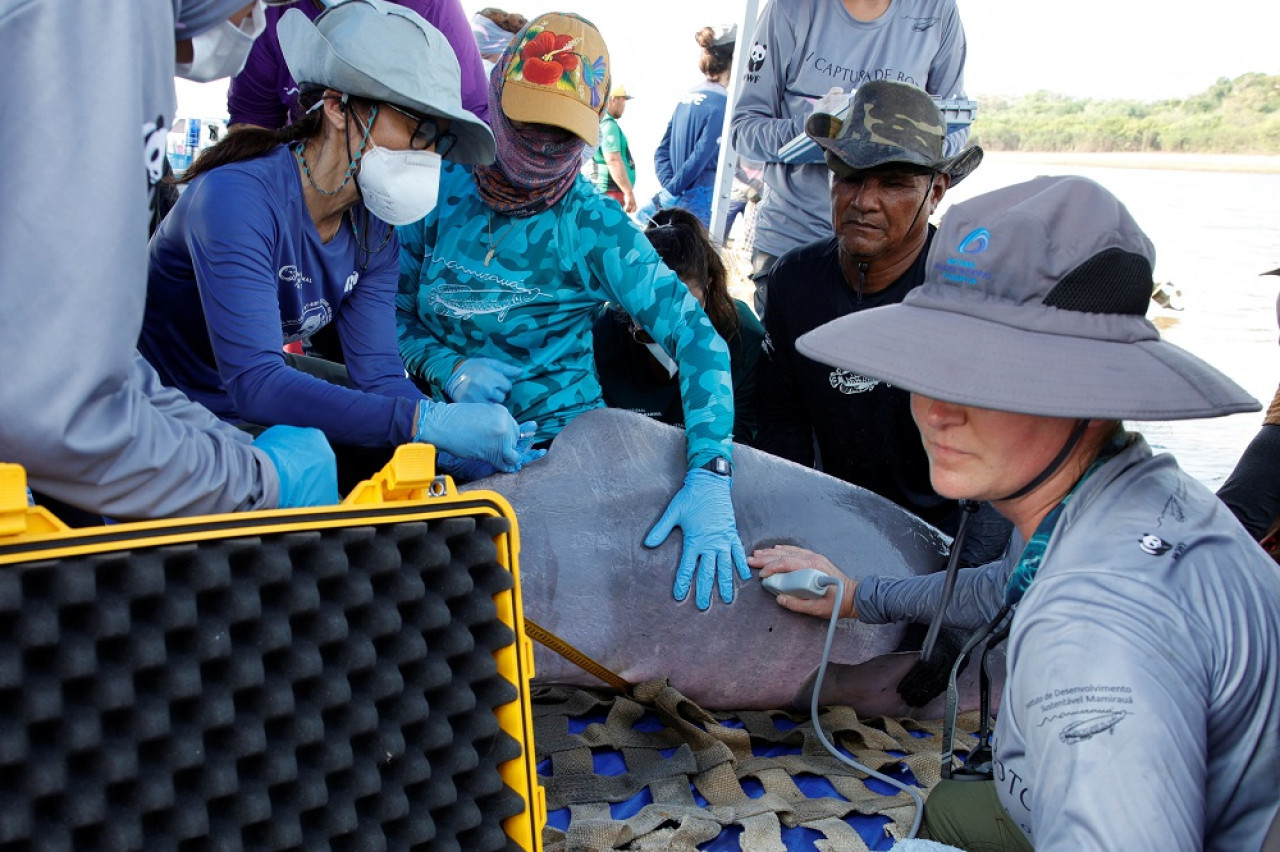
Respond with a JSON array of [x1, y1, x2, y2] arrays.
[[524, 617, 631, 692]]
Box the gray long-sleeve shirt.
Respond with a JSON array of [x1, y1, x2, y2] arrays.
[[730, 0, 967, 257], [856, 437, 1280, 850], [0, 0, 279, 519]]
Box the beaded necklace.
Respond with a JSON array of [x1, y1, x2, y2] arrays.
[[291, 102, 377, 196], [350, 209, 394, 264], [293, 140, 357, 196], [292, 103, 390, 266]]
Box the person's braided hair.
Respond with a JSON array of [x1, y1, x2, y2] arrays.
[[645, 207, 740, 339]]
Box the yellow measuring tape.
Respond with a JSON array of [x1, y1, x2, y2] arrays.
[[524, 618, 631, 692]]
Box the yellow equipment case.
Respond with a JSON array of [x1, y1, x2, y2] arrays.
[[0, 447, 544, 850]]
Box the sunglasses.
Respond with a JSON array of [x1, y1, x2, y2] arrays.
[[383, 103, 458, 157]]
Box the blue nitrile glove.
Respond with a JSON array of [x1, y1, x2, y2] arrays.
[[414, 400, 532, 472], [444, 357, 523, 404], [644, 468, 750, 610], [436, 424, 545, 481], [252, 425, 340, 508]]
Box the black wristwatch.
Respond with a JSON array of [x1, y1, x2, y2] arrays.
[[701, 457, 732, 477]]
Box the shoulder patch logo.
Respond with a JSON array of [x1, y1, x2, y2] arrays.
[[142, 115, 168, 188], [1138, 534, 1172, 556], [748, 41, 768, 73]]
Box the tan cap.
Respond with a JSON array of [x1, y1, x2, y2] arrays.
[[500, 12, 610, 146], [609, 83, 632, 99]]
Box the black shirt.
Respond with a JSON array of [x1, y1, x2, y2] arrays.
[[594, 300, 765, 446], [758, 230, 959, 532]]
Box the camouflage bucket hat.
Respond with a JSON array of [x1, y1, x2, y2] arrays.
[[806, 79, 982, 184]]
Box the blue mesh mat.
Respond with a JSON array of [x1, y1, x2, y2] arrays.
[[536, 700, 962, 851]]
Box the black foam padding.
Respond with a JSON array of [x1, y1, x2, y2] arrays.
[[0, 515, 528, 850]]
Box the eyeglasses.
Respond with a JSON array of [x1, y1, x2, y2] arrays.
[[383, 103, 457, 157]]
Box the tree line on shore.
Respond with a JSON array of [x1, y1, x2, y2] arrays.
[[971, 73, 1280, 154]]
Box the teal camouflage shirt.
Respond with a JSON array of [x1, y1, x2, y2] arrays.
[[396, 164, 735, 469]]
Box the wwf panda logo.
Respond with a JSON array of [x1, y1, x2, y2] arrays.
[[1138, 534, 1172, 556], [748, 41, 767, 73], [142, 114, 168, 188]]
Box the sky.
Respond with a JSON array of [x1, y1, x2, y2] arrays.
[[176, 0, 1280, 198]]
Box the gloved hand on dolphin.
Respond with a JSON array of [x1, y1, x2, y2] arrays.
[[435, 421, 545, 481], [414, 400, 542, 473], [645, 466, 750, 610]]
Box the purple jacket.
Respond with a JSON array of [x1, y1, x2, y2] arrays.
[[227, 0, 489, 129]]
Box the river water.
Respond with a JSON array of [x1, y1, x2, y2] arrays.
[[930, 154, 1280, 489]]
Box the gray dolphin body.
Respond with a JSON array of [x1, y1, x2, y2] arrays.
[[464, 409, 973, 714]]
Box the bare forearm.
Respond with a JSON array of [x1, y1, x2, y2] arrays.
[[605, 153, 634, 193]]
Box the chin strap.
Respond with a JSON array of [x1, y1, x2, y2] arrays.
[[997, 418, 1090, 502], [909, 172, 937, 233], [921, 499, 979, 663], [940, 605, 1014, 781]]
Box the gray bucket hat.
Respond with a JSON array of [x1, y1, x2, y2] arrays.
[[806, 80, 981, 184], [796, 175, 1259, 421], [278, 0, 495, 165]]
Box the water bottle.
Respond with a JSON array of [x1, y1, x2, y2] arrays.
[[186, 118, 202, 166]]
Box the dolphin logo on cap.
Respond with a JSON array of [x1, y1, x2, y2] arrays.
[[957, 227, 990, 254]]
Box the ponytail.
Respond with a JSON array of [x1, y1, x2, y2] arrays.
[[646, 207, 740, 339], [172, 88, 329, 185], [695, 27, 734, 80]]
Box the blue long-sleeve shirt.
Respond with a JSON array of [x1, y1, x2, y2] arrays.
[[655, 80, 728, 197], [141, 145, 422, 447]]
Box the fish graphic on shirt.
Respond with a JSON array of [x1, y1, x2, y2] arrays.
[[430, 282, 546, 321]]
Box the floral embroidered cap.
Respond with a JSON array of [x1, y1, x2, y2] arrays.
[[500, 12, 610, 146]]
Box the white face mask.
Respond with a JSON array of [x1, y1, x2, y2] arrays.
[[643, 341, 679, 378], [176, 1, 267, 83], [356, 145, 442, 226]]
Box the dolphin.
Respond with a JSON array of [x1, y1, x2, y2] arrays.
[[464, 409, 993, 716]]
